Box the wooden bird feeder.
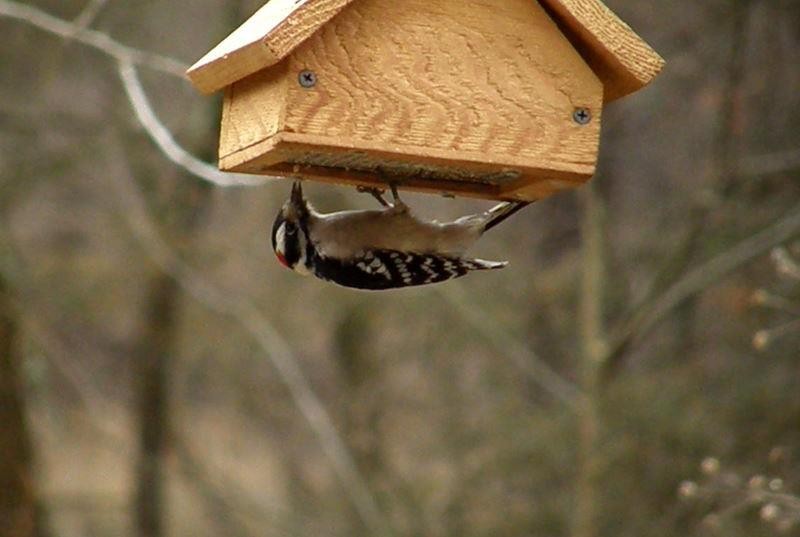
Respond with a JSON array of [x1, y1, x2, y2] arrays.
[[187, 0, 664, 201]]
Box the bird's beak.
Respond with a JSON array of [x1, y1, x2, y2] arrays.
[[291, 181, 304, 208]]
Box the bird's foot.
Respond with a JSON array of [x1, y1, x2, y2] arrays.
[[356, 185, 390, 207], [389, 183, 409, 212]]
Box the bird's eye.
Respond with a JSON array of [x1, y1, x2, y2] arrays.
[[285, 226, 297, 236]]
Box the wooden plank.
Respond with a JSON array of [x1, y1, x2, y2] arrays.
[[500, 177, 581, 201], [187, 0, 356, 94], [538, 0, 665, 101], [223, 159, 570, 202], [189, 0, 663, 100], [219, 63, 289, 163], [254, 163, 507, 201], [220, 132, 595, 182], [218, 132, 590, 201], [280, 0, 604, 179]]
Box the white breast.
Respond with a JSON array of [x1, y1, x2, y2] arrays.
[[308, 207, 483, 259]]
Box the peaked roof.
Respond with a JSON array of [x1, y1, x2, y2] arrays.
[[188, 0, 356, 95], [187, 0, 664, 101], [539, 0, 664, 101]]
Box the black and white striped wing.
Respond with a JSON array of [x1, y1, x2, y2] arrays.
[[312, 249, 507, 290]]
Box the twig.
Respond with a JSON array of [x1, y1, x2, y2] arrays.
[[753, 318, 800, 351], [71, 0, 111, 33], [0, 1, 271, 188], [752, 289, 800, 317], [771, 247, 800, 280], [170, 435, 260, 537], [601, 2, 759, 378], [573, 177, 607, 537], [602, 200, 800, 375], [171, 433, 320, 537], [0, 0, 187, 76], [613, 0, 753, 368], [740, 148, 800, 177], [118, 61, 268, 187], [437, 284, 582, 408]]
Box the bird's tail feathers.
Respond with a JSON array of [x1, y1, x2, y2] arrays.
[[464, 258, 508, 271], [482, 201, 530, 233]]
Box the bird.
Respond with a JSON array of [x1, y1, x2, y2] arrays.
[[271, 181, 529, 290]]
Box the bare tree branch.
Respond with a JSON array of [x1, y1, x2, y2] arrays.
[[602, 200, 800, 376], [437, 285, 582, 408], [0, 0, 186, 76], [118, 61, 268, 187], [71, 0, 112, 33], [771, 247, 800, 280], [601, 2, 757, 379], [0, 273, 45, 537], [573, 177, 608, 537], [170, 432, 332, 537], [0, 1, 270, 188], [740, 148, 800, 177], [613, 0, 753, 368]]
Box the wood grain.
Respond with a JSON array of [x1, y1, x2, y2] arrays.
[[220, 132, 588, 202], [539, 0, 665, 101], [189, 0, 663, 100], [217, 0, 605, 200], [221, 132, 592, 182], [223, 158, 574, 202], [220, 63, 289, 162], [282, 0, 603, 173], [187, 0, 356, 94]]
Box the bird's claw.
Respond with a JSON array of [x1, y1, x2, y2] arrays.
[[357, 185, 390, 207], [389, 183, 409, 212]]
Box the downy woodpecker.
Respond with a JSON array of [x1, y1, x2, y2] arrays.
[[271, 181, 528, 290]]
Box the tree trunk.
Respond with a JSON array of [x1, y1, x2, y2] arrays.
[[0, 275, 46, 537], [131, 169, 213, 537], [333, 303, 384, 536], [573, 179, 608, 537], [134, 273, 180, 537]]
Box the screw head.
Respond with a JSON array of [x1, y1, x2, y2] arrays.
[[298, 70, 317, 88], [573, 107, 592, 125]]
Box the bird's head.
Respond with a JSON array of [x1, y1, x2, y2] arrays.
[[271, 181, 312, 274]]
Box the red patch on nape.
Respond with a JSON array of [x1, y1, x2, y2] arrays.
[[276, 252, 289, 268]]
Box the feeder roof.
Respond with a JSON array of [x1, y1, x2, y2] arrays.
[[187, 0, 664, 101]]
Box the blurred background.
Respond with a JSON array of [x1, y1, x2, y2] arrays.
[[1, 1, 799, 536]]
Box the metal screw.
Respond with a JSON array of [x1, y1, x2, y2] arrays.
[[573, 107, 592, 125], [298, 70, 317, 88]]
